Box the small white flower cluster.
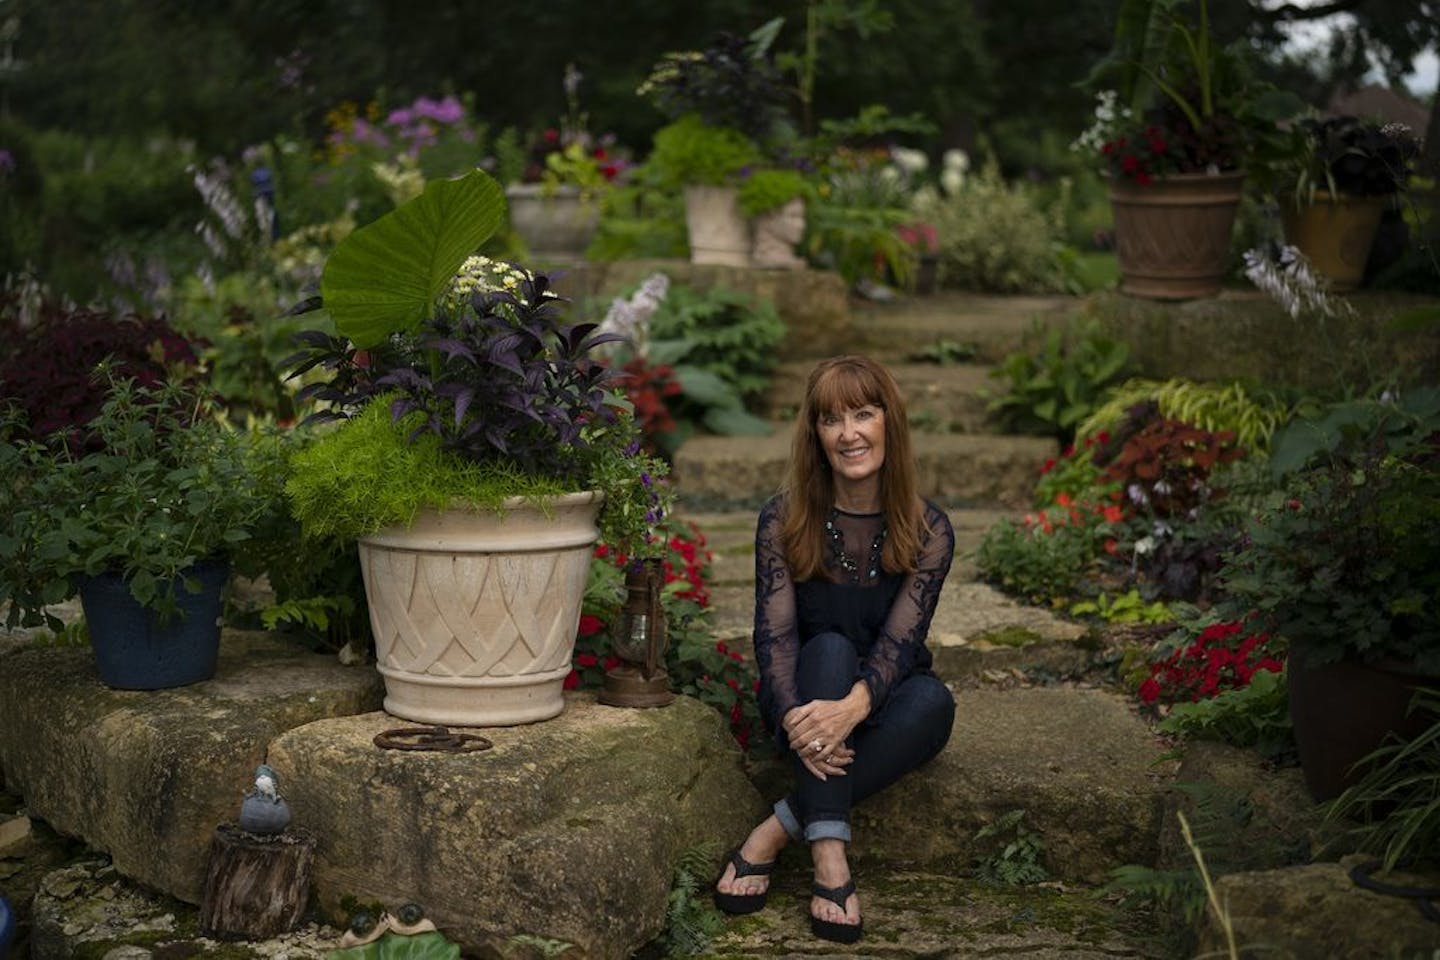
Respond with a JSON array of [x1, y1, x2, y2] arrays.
[[1071, 90, 1130, 156], [190, 162, 248, 258], [596, 271, 670, 358], [1242, 244, 1355, 322], [445, 255, 552, 314], [939, 149, 970, 196]]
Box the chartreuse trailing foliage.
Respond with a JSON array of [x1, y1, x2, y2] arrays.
[[285, 401, 571, 542], [1078, 377, 1290, 452]]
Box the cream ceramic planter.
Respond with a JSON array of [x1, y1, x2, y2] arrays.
[[683, 185, 751, 267], [504, 184, 600, 263], [358, 491, 602, 727]]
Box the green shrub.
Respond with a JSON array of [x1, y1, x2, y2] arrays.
[[915, 161, 1066, 293], [975, 507, 1108, 605], [986, 317, 1130, 443], [737, 169, 811, 217], [647, 116, 761, 187], [648, 285, 786, 405]]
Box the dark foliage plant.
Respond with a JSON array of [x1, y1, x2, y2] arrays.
[[638, 29, 791, 144], [291, 269, 623, 485], [1217, 392, 1440, 673], [0, 303, 199, 444], [1292, 114, 1422, 198]]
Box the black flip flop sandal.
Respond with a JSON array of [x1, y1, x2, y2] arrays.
[[810, 880, 863, 944], [712, 847, 776, 915]]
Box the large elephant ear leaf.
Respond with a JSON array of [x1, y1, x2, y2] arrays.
[[321, 170, 506, 348]]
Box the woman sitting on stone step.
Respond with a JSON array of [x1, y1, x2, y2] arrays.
[[713, 354, 956, 944]]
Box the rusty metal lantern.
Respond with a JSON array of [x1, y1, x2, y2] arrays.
[[599, 558, 675, 708]]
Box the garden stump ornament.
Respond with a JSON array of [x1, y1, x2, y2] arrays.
[[199, 763, 314, 939]]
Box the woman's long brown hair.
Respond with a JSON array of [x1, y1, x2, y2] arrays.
[[779, 356, 925, 581]]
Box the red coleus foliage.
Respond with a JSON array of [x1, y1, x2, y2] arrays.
[[1139, 620, 1285, 706], [1103, 418, 1243, 518], [619, 358, 681, 453]]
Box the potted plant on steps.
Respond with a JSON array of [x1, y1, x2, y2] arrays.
[[1079, 0, 1302, 299], [1278, 114, 1422, 291], [283, 169, 670, 727], [0, 376, 286, 689], [1215, 391, 1440, 801], [638, 26, 795, 267], [505, 64, 619, 265]]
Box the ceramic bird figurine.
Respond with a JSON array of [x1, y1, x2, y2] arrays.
[[253, 764, 278, 802], [238, 762, 292, 835]]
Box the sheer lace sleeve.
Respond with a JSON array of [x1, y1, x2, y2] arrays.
[[752, 496, 801, 731], [859, 501, 954, 714]]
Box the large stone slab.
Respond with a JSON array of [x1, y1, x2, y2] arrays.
[[706, 865, 1157, 958], [266, 693, 766, 960], [1195, 856, 1440, 958], [848, 687, 1173, 883], [0, 631, 383, 904], [764, 360, 997, 432]]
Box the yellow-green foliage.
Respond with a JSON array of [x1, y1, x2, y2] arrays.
[[285, 402, 572, 540], [1078, 378, 1290, 453]]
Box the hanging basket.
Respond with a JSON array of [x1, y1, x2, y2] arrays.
[[1110, 171, 1245, 300]]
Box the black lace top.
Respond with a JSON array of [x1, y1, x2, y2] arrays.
[[752, 495, 954, 738]]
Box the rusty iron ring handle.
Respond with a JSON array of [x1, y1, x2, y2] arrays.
[[373, 725, 494, 754]]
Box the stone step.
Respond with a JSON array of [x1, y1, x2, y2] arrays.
[[847, 292, 1078, 365], [674, 430, 1056, 510], [762, 360, 999, 433]]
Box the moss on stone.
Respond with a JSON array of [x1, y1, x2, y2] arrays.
[[974, 626, 1044, 648]]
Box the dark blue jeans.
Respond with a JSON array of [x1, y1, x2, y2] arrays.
[[773, 631, 955, 843]]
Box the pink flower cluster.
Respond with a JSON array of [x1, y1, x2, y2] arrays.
[[1139, 620, 1284, 705]]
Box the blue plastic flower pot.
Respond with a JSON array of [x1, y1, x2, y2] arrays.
[[0, 894, 15, 956], [78, 561, 229, 690]]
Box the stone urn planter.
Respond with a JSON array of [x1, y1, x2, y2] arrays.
[[1109, 171, 1246, 300], [357, 491, 602, 727], [1281, 191, 1388, 292], [505, 184, 600, 263], [684, 185, 751, 267]]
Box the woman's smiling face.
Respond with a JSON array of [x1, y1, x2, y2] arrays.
[[817, 403, 886, 486]]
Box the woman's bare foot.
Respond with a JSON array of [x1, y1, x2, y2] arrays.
[[810, 838, 861, 927], [715, 815, 789, 897]]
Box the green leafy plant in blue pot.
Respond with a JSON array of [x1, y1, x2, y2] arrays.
[[0, 376, 286, 688]]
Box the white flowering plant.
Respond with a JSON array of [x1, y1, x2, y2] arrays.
[[0, 374, 287, 629], [1242, 243, 1355, 322]]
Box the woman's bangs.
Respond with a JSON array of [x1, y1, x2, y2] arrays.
[[811, 365, 881, 418]]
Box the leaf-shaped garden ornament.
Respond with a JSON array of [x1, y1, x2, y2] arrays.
[[321, 170, 506, 349]]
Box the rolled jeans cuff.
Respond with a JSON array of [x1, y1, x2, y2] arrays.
[[804, 819, 851, 843], [773, 798, 803, 842]]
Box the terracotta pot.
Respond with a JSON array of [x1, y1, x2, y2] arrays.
[[1287, 649, 1440, 802], [1109, 171, 1246, 300], [683, 185, 750, 267], [357, 492, 602, 727], [504, 184, 600, 263], [1281, 191, 1388, 292]]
